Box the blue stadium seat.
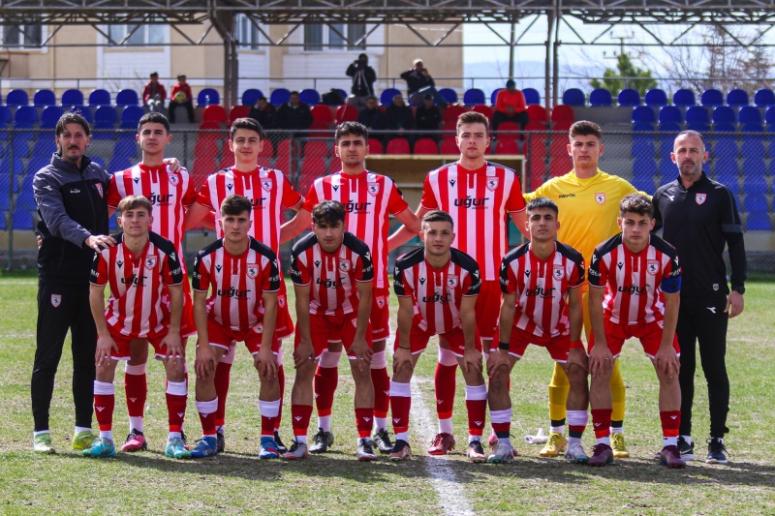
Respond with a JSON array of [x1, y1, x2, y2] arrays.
[[632, 155, 657, 192], [712, 106, 736, 128], [463, 88, 485, 106], [108, 155, 132, 172], [32, 134, 55, 156], [746, 211, 772, 231], [241, 88, 264, 106], [766, 106, 775, 126], [438, 88, 458, 105], [26, 155, 50, 178], [712, 135, 738, 160], [120, 105, 144, 128], [726, 89, 749, 107], [672, 89, 695, 107], [644, 88, 668, 108], [379, 88, 400, 106], [738, 106, 762, 129], [0, 106, 11, 127], [741, 135, 765, 157], [34, 89, 56, 107], [659, 106, 682, 125], [11, 132, 32, 159], [742, 157, 766, 181], [299, 88, 321, 105], [333, 88, 347, 104], [589, 88, 612, 106], [89, 89, 112, 106], [94, 105, 117, 128], [116, 89, 139, 106], [197, 88, 220, 106], [744, 192, 769, 210], [270, 88, 291, 107], [617, 89, 640, 107], [14, 106, 37, 127], [561, 88, 585, 106], [490, 88, 501, 105], [61, 89, 85, 106], [68, 106, 92, 123], [658, 129, 678, 158], [658, 158, 676, 186], [685, 106, 709, 131], [523, 88, 541, 105], [40, 106, 64, 129], [632, 106, 656, 125], [12, 188, 36, 229], [701, 88, 724, 107], [6, 89, 29, 107], [754, 88, 775, 108], [631, 135, 654, 158]]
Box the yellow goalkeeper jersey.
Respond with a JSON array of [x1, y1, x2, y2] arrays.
[[524, 169, 640, 264]]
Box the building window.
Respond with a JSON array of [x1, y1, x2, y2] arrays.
[[329, 24, 345, 49], [235, 14, 263, 50], [1, 19, 43, 48], [304, 23, 367, 51], [348, 24, 366, 50], [107, 24, 165, 46], [304, 24, 323, 51]]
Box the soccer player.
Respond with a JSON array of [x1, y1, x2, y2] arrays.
[[523, 120, 638, 458], [106, 112, 196, 453], [587, 194, 684, 468], [188, 195, 282, 459], [84, 195, 188, 458], [281, 121, 419, 454], [389, 210, 485, 462], [487, 198, 588, 463], [283, 201, 376, 461], [390, 111, 527, 455], [185, 117, 304, 453]]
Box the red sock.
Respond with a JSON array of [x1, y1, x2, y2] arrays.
[[314, 365, 338, 418], [196, 398, 218, 436], [166, 381, 187, 434], [214, 361, 232, 428], [94, 393, 115, 432], [291, 404, 313, 437], [259, 400, 280, 438], [124, 370, 146, 421], [371, 367, 390, 420], [434, 363, 457, 420], [390, 394, 411, 435], [275, 364, 285, 432], [660, 410, 681, 439], [465, 399, 487, 436], [355, 407, 373, 438], [591, 408, 612, 439]]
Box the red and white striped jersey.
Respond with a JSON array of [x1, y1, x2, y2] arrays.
[[107, 163, 196, 250], [500, 241, 585, 338], [393, 247, 481, 336], [421, 162, 526, 281], [302, 170, 408, 290], [192, 238, 281, 332], [90, 232, 184, 338], [588, 234, 682, 326], [289, 232, 374, 316], [196, 166, 302, 255]]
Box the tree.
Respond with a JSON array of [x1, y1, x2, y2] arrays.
[[590, 53, 657, 95]]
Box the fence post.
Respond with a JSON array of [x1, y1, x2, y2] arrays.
[[6, 128, 15, 270]]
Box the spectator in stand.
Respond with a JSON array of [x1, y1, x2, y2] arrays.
[[400, 59, 435, 96], [357, 96, 384, 130], [277, 91, 312, 135], [142, 72, 167, 112], [383, 94, 414, 140], [346, 53, 377, 108], [492, 79, 528, 131], [168, 74, 195, 123], [414, 94, 442, 139], [249, 96, 277, 129]]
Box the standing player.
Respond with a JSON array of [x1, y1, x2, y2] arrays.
[[186, 117, 304, 453], [84, 195, 188, 459], [390, 111, 527, 455], [389, 210, 485, 462], [281, 121, 419, 453], [487, 198, 588, 463], [188, 195, 282, 459], [105, 112, 196, 453], [523, 120, 638, 459], [587, 194, 684, 468], [283, 201, 376, 461]]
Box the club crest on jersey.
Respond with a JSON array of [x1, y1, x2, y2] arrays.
[[169, 174, 180, 186], [486, 177, 499, 191], [376, 297, 385, 308], [695, 193, 707, 205], [262, 180, 273, 192], [647, 260, 659, 276], [94, 183, 103, 198], [145, 256, 157, 270], [447, 275, 458, 288], [367, 182, 380, 196], [339, 259, 351, 272], [50, 294, 62, 308], [595, 192, 606, 204], [246, 263, 258, 279], [553, 266, 564, 281]]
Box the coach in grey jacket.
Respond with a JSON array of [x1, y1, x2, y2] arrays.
[[30, 112, 114, 453]]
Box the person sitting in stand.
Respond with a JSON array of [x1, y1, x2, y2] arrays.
[[169, 75, 195, 124], [492, 79, 528, 131]]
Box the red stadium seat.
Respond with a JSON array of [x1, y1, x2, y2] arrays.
[[299, 156, 327, 194], [527, 134, 548, 189], [368, 138, 384, 154], [442, 104, 466, 129], [303, 140, 329, 158], [329, 156, 342, 173], [275, 139, 295, 170], [310, 105, 335, 130], [527, 105, 548, 125], [549, 134, 572, 177], [258, 139, 274, 167], [335, 104, 359, 124], [413, 138, 439, 154], [229, 105, 250, 123], [202, 105, 227, 126], [495, 138, 520, 155], [440, 136, 458, 154], [551, 105, 574, 124], [386, 137, 411, 154], [471, 104, 493, 119]]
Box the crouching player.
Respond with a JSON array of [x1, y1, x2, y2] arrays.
[[85, 195, 189, 459], [284, 201, 376, 461], [587, 194, 684, 468], [188, 195, 283, 459], [487, 198, 589, 463], [389, 210, 486, 462]]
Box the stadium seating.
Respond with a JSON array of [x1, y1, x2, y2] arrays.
[[414, 138, 439, 154], [742, 133, 765, 157], [62, 89, 85, 106], [438, 88, 458, 105], [367, 138, 383, 154], [298, 156, 326, 193], [116, 89, 139, 106], [6, 89, 29, 107], [490, 88, 502, 106], [754, 88, 775, 108], [739, 106, 762, 129], [275, 139, 295, 169], [270, 88, 291, 107], [34, 89, 56, 107], [440, 136, 458, 154], [472, 104, 492, 118], [589, 88, 612, 106], [302, 140, 328, 159], [659, 106, 682, 125], [685, 106, 710, 131], [701, 88, 724, 107], [89, 89, 112, 106], [386, 137, 411, 154], [201, 105, 227, 126], [120, 105, 144, 128], [40, 106, 64, 129], [310, 104, 334, 129], [14, 106, 37, 127], [300, 88, 321, 106], [644, 88, 668, 108], [712, 105, 736, 130], [32, 134, 55, 157], [380, 88, 401, 107], [632, 155, 657, 192], [526, 105, 548, 128], [632, 106, 656, 126], [197, 88, 220, 106], [495, 137, 520, 155], [0, 105, 11, 127], [335, 104, 358, 124], [92, 105, 117, 132], [550, 105, 574, 129], [765, 106, 775, 128], [241, 88, 264, 106], [228, 105, 250, 123], [673, 89, 695, 107], [631, 134, 654, 159], [523, 88, 541, 106], [744, 193, 772, 230], [726, 89, 749, 107], [333, 89, 348, 104], [562, 88, 585, 106], [442, 104, 466, 129], [617, 89, 640, 107], [463, 88, 485, 106]]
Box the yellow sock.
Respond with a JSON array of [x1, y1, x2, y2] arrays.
[[548, 362, 570, 423], [611, 360, 626, 423]]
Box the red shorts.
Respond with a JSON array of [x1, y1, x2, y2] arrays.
[[588, 320, 680, 359], [393, 322, 482, 357], [504, 327, 582, 363], [109, 329, 177, 361], [294, 312, 372, 359], [259, 280, 294, 340], [207, 318, 280, 355], [475, 280, 501, 340], [161, 280, 196, 338], [369, 288, 390, 341]]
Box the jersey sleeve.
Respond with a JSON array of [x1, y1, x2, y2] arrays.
[[289, 254, 310, 286], [281, 178, 303, 209], [420, 175, 439, 210], [499, 259, 517, 294], [163, 249, 184, 286], [660, 252, 682, 294], [301, 183, 319, 212], [191, 253, 211, 292], [262, 257, 281, 292], [588, 249, 607, 287], [570, 256, 586, 288], [505, 174, 527, 213], [181, 171, 197, 207], [356, 250, 374, 283], [393, 265, 412, 296], [106, 175, 121, 209], [387, 181, 409, 215], [195, 179, 214, 209], [89, 251, 108, 285], [463, 265, 481, 296]]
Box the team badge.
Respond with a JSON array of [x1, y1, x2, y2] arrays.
[[339, 259, 351, 272], [376, 297, 385, 308], [145, 256, 157, 270], [647, 260, 659, 275], [595, 192, 606, 204], [695, 193, 707, 205], [262, 180, 273, 192], [50, 294, 62, 308], [447, 275, 458, 288], [169, 174, 180, 186], [367, 182, 380, 196], [94, 183, 103, 198], [486, 177, 499, 191], [553, 266, 564, 281], [246, 263, 258, 279]]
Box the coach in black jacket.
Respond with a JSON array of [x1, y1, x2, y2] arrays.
[[30, 112, 113, 453]]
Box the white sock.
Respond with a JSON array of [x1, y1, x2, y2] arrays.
[[468, 435, 481, 444], [100, 430, 114, 442], [551, 424, 565, 434], [319, 415, 331, 432], [664, 436, 677, 447], [374, 417, 388, 432], [129, 417, 144, 433], [74, 426, 91, 435], [34, 430, 50, 437], [568, 436, 582, 446], [396, 431, 409, 442], [295, 435, 307, 444], [438, 418, 453, 435], [681, 435, 693, 445], [611, 426, 624, 435], [596, 436, 611, 446], [168, 431, 182, 441]]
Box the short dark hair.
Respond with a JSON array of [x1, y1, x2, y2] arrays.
[[456, 111, 489, 134], [150, 71, 159, 78], [220, 195, 253, 217], [312, 201, 346, 227], [422, 210, 454, 227], [55, 112, 90, 137], [505, 79, 516, 89], [138, 112, 170, 133], [117, 195, 152, 216], [290, 90, 300, 96], [619, 193, 653, 218], [230, 117, 265, 139], [674, 130, 705, 150], [569, 120, 602, 141], [335, 121, 368, 143], [526, 197, 559, 216]]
